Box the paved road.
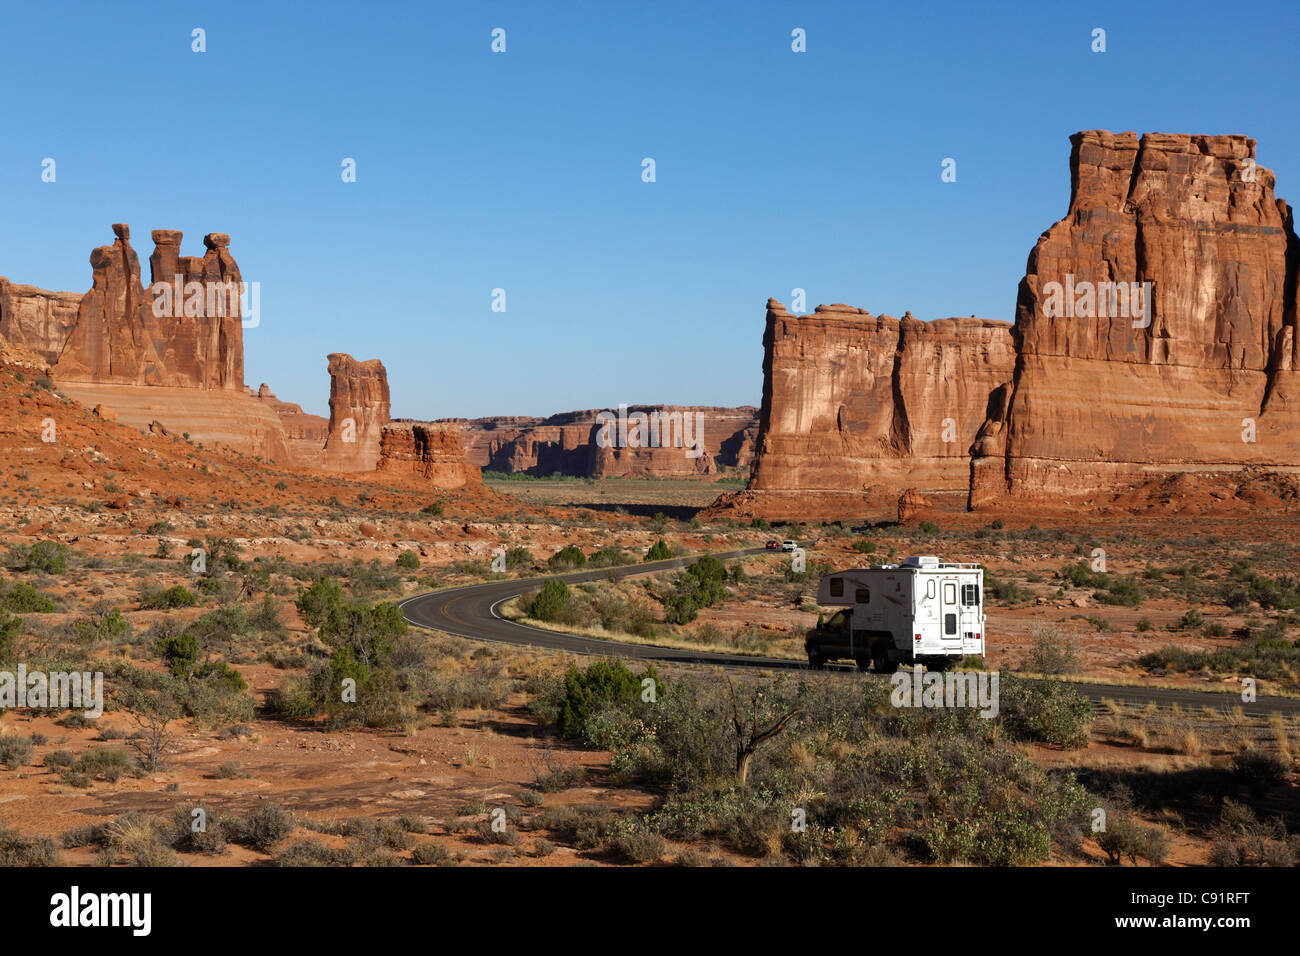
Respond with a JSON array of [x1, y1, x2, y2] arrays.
[[399, 548, 1300, 716]]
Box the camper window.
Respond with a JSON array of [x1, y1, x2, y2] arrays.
[[829, 578, 844, 597], [856, 588, 869, 603], [926, 580, 936, 600], [962, 584, 979, 605]]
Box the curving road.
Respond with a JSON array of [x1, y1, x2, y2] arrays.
[[399, 547, 796, 668], [399, 548, 1300, 716]]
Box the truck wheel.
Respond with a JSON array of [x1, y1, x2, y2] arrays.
[[872, 645, 893, 674], [855, 657, 871, 672]]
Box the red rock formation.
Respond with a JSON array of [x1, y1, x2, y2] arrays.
[[51, 224, 244, 389], [445, 406, 760, 477], [970, 131, 1300, 506], [0, 279, 80, 366], [377, 422, 481, 488], [1, 224, 295, 461], [710, 300, 1014, 519], [320, 353, 391, 472]]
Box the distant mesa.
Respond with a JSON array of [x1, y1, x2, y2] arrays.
[[444, 406, 759, 479]]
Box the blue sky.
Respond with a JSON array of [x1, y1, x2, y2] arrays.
[[3, 0, 1297, 418]]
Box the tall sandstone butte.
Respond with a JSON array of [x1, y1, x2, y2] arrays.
[[713, 301, 1013, 520], [4, 224, 290, 461], [319, 353, 391, 472], [970, 131, 1300, 506], [55, 224, 244, 388]]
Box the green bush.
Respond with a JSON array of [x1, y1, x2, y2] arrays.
[[1000, 678, 1092, 748], [548, 545, 587, 571], [3, 582, 55, 613], [395, 550, 420, 571], [556, 658, 660, 741], [155, 632, 200, 678], [645, 540, 673, 562], [141, 585, 198, 610], [296, 576, 344, 628], [664, 555, 729, 625], [528, 579, 574, 623], [21, 540, 69, 574]]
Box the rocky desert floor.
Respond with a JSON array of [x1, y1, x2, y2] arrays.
[[0, 366, 1297, 868]]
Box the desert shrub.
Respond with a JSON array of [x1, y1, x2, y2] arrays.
[[589, 546, 634, 568], [528, 579, 574, 623], [612, 828, 666, 863], [1025, 624, 1082, 675], [19, 540, 69, 574], [645, 540, 673, 562], [395, 550, 420, 571], [554, 658, 660, 741], [1233, 749, 1288, 797], [548, 545, 587, 571], [169, 805, 229, 855], [155, 631, 200, 677], [663, 555, 729, 625], [852, 539, 877, 553], [140, 585, 198, 610], [1060, 562, 1107, 589], [1096, 814, 1171, 866], [276, 838, 354, 867], [998, 678, 1093, 749], [317, 600, 406, 657], [73, 747, 139, 783], [186, 660, 255, 726], [0, 826, 61, 866], [984, 574, 1029, 605], [1096, 576, 1145, 607], [65, 603, 130, 647], [504, 546, 534, 569], [3, 582, 55, 613], [420, 501, 444, 517], [230, 804, 295, 852], [412, 841, 451, 865], [0, 734, 35, 769], [296, 576, 344, 629]]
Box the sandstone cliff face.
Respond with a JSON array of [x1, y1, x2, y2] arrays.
[[377, 422, 481, 488], [0, 279, 80, 365], [730, 300, 1012, 517], [970, 131, 1300, 506], [446, 406, 760, 477], [319, 353, 391, 472]]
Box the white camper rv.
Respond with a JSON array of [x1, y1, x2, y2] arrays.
[[805, 556, 985, 671]]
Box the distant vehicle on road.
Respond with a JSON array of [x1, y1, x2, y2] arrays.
[[780, 539, 798, 552], [765, 540, 780, 550], [805, 556, 985, 672]]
